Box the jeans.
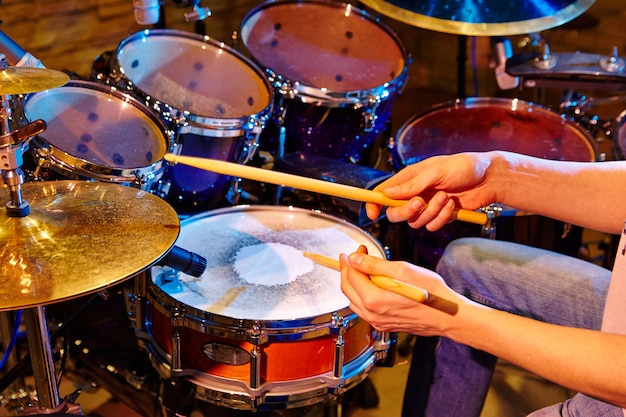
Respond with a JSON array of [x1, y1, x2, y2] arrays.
[[401, 237, 620, 417]]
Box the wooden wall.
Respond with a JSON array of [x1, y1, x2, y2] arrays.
[[1, 0, 625, 130], [0, 0, 259, 77]]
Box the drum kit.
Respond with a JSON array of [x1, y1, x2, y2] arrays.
[[0, 0, 620, 415]]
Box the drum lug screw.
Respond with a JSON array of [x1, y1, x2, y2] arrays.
[[247, 323, 267, 345]]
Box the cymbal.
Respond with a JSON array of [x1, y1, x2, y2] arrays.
[[0, 66, 70, 95], [358, 0, 596, 36], [0, 180, 180, 311]]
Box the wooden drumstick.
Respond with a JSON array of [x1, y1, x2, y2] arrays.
[[302, 252, 458, 315], [163, 154, 488, 225]]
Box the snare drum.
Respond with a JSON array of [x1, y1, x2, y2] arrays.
[[108, 29, 274, 212], [24, 80, 172, 190], [240, 0, 409, 164], [391, 98, 598, 269], [132, 206, 392, 411]]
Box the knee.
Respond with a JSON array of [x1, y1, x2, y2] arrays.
[[436, 237, 488, 276]]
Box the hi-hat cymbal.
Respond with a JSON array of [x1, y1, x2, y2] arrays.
[[0, 66, 70, 95], [359, 0, 596, 36], [0, 180, 180, 311]]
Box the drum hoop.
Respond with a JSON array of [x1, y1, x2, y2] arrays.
[[112, 29, 274, 126], [24, 80, 172, 179], [147, 205, 387, 335], [395, 97, 598, 164], [30, 136, 166, 182], [240, 0, 410, 106]]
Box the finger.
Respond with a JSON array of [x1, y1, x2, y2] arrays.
[[340, 253, 364, 307], [364, 202, 382, 221], [385, 197, 426, 224], [347, 252, 388, 277], [425, 198, 457, 231], [406, 191, 450, 230]]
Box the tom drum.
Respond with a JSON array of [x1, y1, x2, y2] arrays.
[[240, 0, 409, 165], [390, 97, 598, 269], [24, 80, 172, 191], [107, 29, 274, 212]]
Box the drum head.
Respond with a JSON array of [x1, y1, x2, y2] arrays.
[[395, 98, 597, 166], [116, 30, 271, 118], [153, 206, 384, 321], [24, 81, 168, 170], [240, 0, 406, 92]]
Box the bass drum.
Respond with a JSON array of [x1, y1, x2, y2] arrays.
[[130, 206, 394, 411], [240, 0, 409, 165], [390, 97, 598, 269]]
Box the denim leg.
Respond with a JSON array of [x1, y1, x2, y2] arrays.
[[402, 237, 613, 417], [527, 393, 624, 417]]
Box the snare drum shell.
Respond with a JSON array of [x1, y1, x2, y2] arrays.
[[148, 300, 375, 381]]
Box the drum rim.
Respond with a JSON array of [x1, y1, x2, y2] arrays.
[[148, 204, 387, 333], [394, 96, 598, 165], [239, 0, 410, 105], [112, 28, 274, 126], [24, 80, 172, 179]]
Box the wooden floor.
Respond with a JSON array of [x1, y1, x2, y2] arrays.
[[0, 0, 625, 416]]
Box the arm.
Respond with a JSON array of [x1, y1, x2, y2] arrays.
[[370, 151, 626, 234], [340, 252, 626, 407]]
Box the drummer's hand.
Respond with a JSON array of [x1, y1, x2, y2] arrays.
[[339, 249, 466, 335], [366, 152, 496, 230]]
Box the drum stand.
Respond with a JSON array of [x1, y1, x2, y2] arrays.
[[22, 307, 79, 415]]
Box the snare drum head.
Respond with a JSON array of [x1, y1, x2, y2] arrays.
[[241, 0, 406, 92], [153, 206, 384, 321], [24, 82, 168, 169], [116, 30, 271, 118], [396, 98, 597, 165]]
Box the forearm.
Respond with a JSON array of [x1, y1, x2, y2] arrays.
[[488, 151, 626, 234], [451, 303, 626, 407]]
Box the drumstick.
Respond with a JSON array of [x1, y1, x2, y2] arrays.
[[163, 154, 488, 226], [302, 252, 458, 315]]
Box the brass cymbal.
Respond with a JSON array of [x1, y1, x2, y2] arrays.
[[0, 66, 70, 95], [359, 0, 596, 36], [0, 180, 180, 311]]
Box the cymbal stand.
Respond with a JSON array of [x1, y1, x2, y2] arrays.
[[0, 55, 64, 413], [22, 308, 66, 414], [0, 118, 68, 413]]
